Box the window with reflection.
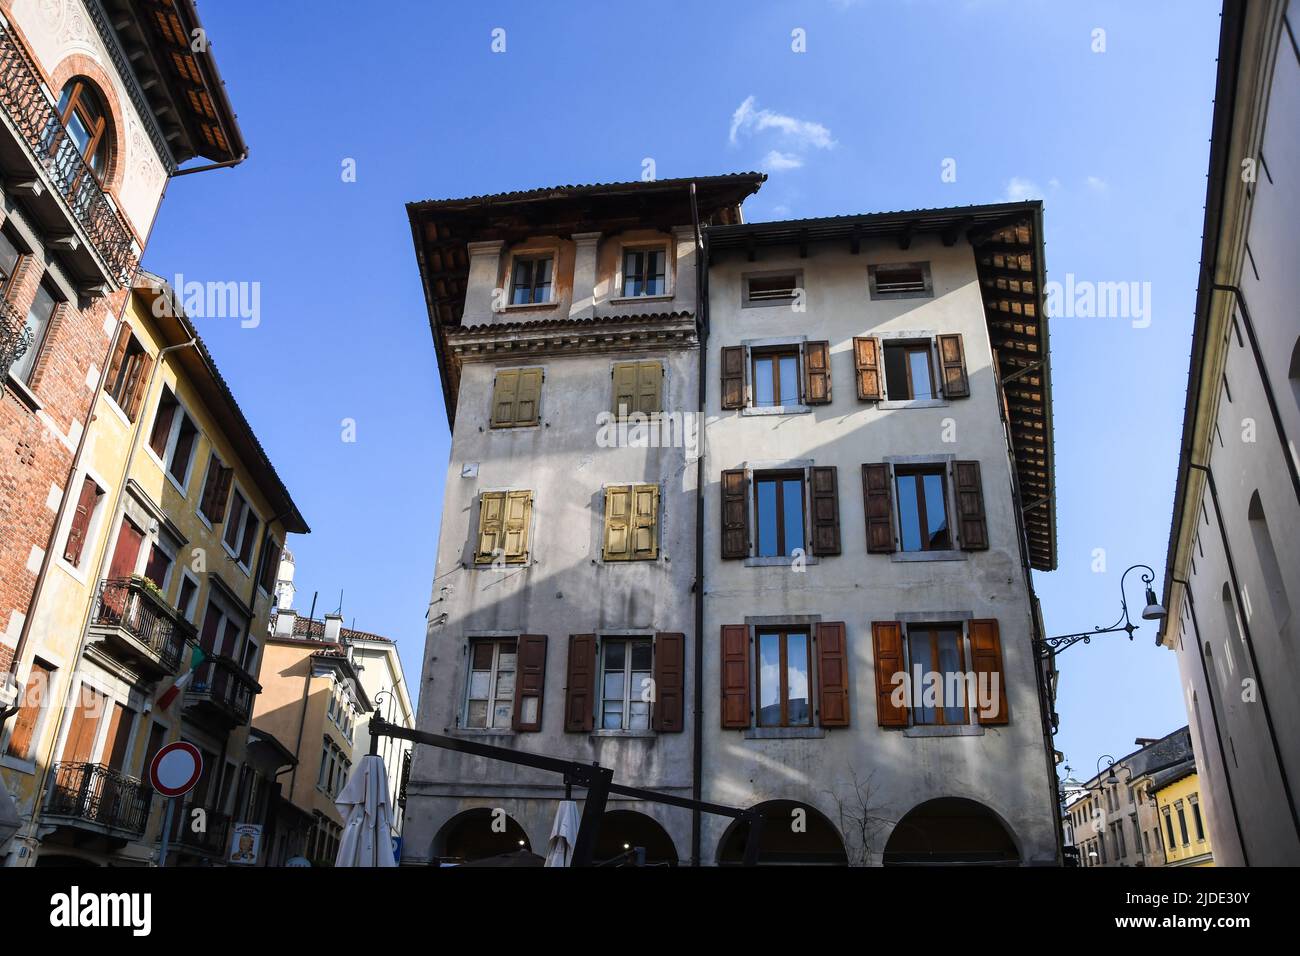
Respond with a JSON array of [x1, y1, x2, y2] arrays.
[[756, 629, 811, 727], [509, 255, 553, 305], [9, 282, 56, 385], [895, 467, 951, 552], [883, 342, 936, 400], [754, 471, 805, 558], [600, 638, 653, 730], [621, 247, 666, 297], [57, 78, 111, 177], [907, 625, 967, 725], [751, 347, 800, 407]]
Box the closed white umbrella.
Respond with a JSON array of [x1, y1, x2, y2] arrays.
[[334, 754, 397, 868], [0, 774, 19, 853], [544, 800, 581, 867]]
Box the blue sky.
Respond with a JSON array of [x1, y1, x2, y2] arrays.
[[142, 1, 1221, 777]]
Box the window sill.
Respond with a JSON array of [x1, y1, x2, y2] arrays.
[[0, 753, 37, 774], [4, 374, 41, 412], [487, 422, 542, 431], [453, 728, 515, 737], [743, 727, 826, 740], [744, 555, 818, 568], [878, 398, 948, 410], [470, 559, 532, 571], [499, 301, 557, 313], [589, 730, 656, 739], [902, 724, 985, 738], [609, 294, 673, 305], [741, 404, 810, 417], [890, 550, 967, 563]]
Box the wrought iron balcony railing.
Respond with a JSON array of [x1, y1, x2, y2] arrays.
[[90, 577, 191, 676], [0, 20, 137, 283], [0, 296, 31, 392], [44, 762, 152, 837], [186, 655, 259, 728], [167, 801, 231, 856]]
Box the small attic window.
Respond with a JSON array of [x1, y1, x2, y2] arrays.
[[743, 271, 801, 307], [869, 262, 932, 299]]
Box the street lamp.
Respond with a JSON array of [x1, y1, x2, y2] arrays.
[[1035, 564, 1167, 659]]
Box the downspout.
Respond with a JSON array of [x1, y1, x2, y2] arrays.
[[168, 151, 248, 178], [689, 182, 706, 867]]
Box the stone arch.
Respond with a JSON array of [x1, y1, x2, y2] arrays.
[[882, 796, 1020, 865], [433, 807, 532, 864], [715, 799, 849, 866], [593, 809, 679, 866], [48, 53, 129, 196]]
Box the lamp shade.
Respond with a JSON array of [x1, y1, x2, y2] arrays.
[[1142, 587, 1167, 621]]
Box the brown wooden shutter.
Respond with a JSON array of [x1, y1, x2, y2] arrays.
[[148, 392, 176, 458], [125, 351, 153, 421], [861, 463, 895, 553], [803, 340, 831, 404], [816, 622, 850, 727], [969, 619, 1009, 725], [512, 634, 547, 732], [720, 346, 745, 410], [5, 660, 53, 759], [653, 632, 685, 733], [515, 368, 542, 425], [853, 336, 883, 400], [612, 363, 637, 418], [64, 476, 99, 564], [105, 326, 130, 392], [564, 634, 596, 732], [809, 466, 841, 556], [871, 621, 907, 727], [211, 465, 234, 523], [954, 460, 989, 550], [720, 624, 750, 728], [720, 468, 749, 559], [937, 333, 970, 398], [259, 536, 282, 593]]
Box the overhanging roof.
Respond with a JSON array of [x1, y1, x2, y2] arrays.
[[708, 201, 1056, 571]]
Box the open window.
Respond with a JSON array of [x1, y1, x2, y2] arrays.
[[743, 271, 802, 307], [720, 340, 831, 411], [104, 326, 152, 421], [56, 78, 112, 179], [868, 261, 931, 299]]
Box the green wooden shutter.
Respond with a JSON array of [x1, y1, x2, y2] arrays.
[[632, 484, 659, 559], [491, 369, 519, 427], [504, 491, 532, 562], [612, 363, 638, 418], [637, 361, 662, 416], [476, 492, 505, 564], [515, 368, 542, 425], [603, 485, 631, 560]]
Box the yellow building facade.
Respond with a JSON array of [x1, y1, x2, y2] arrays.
[[0, 273, 307, 866], [1154, 770, 1214, 867]]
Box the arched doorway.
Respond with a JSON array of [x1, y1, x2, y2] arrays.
[[883, 797, 1019, 865], [594, 810, 678, 866], [716, 800, 848, 866], [434, 808, 531, 863]]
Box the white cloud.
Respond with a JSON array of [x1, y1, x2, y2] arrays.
[[762, 150, 804, 172], [730, 95, 836, 150], [1003, 176, 1044, 202], [1085, 175, 1109, 193]]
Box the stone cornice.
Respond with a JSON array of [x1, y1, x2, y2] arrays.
[[448, 312, 697, 359]]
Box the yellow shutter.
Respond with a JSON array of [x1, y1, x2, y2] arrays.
[[503, 490, 532, 562], [476, 492, 505, 563], [515, 369, 542, 425], [491, 370, 520, 427], [603, 485, 631, 560], [632, 484, 659, 559], [637, 361, 662, 416], [612, 363, 638, 418]]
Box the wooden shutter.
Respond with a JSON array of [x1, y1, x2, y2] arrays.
[[970, 619, 1009, 725], [490, 369, 519, 426], [809, 466, 841, 556], [148, 393, 177, 457], [612, 363, 637, 418], [720, 624, 750, 728], [61, 684, 107, 762], [259, 536, 282, 592], [564, 634, 597, 732], [603, 485, 630, 560], [105, 326, 130, 393], [871, 621, 907, 727], [107, 519, 144, 581], [512, 634, 547, 732], [476, 492, 505, 563], [503, 490, 532, 562], [103, 702, 132, 771], [212, 465, 234, 523], [861, 463, 895, 553], [515, 368, 542, 425], [124, 351, 153, 421], [6, 661, 52, 759], [816, 622, 850, 727], [637, 361, 662, 416], [632, 484, 659, 559], [720, 346, 745, 410], [64, 476, 99, 564], [937, 333, 970, 398], [853, 336, 883, 400], [803, 340, 832, 404], [720, 468, 749, 559], [954, 460, 989, 550], [653, 632, 685, 733]]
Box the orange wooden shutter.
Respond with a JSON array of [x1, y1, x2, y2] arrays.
[[653, 632, 685, 733], [105, 326, 130, 392], [61, 684, 107, 762], [512, 634, 547, 732], [969, 619, 1009, 725], [871, 621, 907, 727], [861, 463, 895, 553], [720, 624, 750, 728], [803, 340, 832, 404], [124, 351, 153, 421], [809, 466, 841, 556], [720, 346, 745, 410], [5, 660, 52, 759], [64, 476, 99, 565], [853, 336, 883, 400], [564, 634, 596, 732], [720, 468, 749, 559], [937, 333, 970, 398], [816, 622, 850, 727], [954, 460, 989, 550]]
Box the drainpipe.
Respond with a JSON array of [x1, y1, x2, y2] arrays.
[[689, 182, 706, 867], [168, 151, 248, 178]]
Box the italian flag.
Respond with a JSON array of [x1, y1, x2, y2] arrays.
[[158, 646, 206, 711]]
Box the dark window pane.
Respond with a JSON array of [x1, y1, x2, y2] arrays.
[[630, 640, 653, 671], [921, 474, 950, 549], [472, 642, 494, 669], [604, 639, 625, 671], [884, 345, 910, 399]]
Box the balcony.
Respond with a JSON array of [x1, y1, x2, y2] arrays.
[[88, 577, 193, 678], [167, 801, 230, 858], [0, 18, 137, 286], [185, 655, 259, 730], [43, 762, 152, 839]]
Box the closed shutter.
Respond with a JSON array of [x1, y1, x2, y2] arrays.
[[720, 468, 749, 559], [637, 361, 662, 416], [105, 326, 130, 394], [148, 392, 177, 457], [476, 492, 505, 563], [612, 363, 638, 418], [969, 619, 1009, 725], [491, 369, 519, 426], [871, 621, 907, 727], [125, 351, 153, 422], [632, 484, 659, 559], [259, 536, 282, 593], [816, 622, 850, 727], [809, 466, 841, 555], [61, 684, 107, 762], [861, 463, 895, 553], [603, 485, 631, 560], [853, 336, 883, 400], [504, 491, 532, 562], [653, 632, 685, 733], [5, 661, 53, 759], [564, 634, 597, 732], [512, 634, 547, 731], [804, 340, 832, 404], [937, 333, 970, 398], [720, 624, 750, 728], [64, 476, 99, 564], [211, 465, 234, 523], [954, 460, 989, 550], [515, 368, 543, 425], [720, 346, 745, 410]]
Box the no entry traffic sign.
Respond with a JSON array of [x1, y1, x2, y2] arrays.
[[148, 741, 203, 798]]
